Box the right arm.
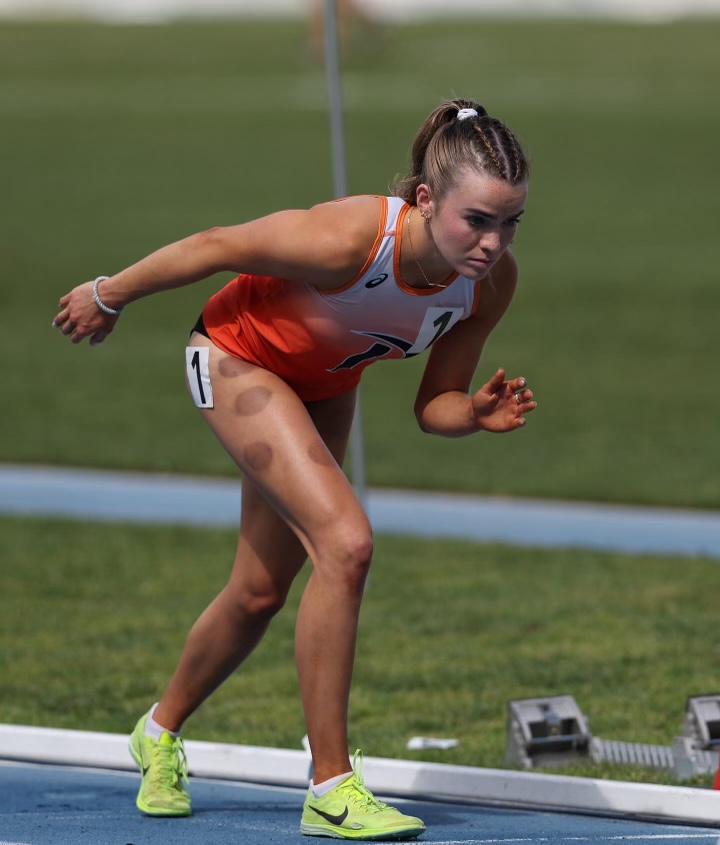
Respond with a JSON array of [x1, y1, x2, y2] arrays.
[[53, 197, 380, 345]]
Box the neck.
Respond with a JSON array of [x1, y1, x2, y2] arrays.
[[402, 206, 453, 289]]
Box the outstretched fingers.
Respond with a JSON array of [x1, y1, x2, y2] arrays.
[[483, 368, 506, 395], [474, 369, 537, 433], [52, 308, 69, 329], [486, 372, 529, 399], [517, 399, 538, 415], [513, 386, 537, 424], [514, 387, 535, 407], [53, 282, 118, 344], [508, 380, 537, 430]]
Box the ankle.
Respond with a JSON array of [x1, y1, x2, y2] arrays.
[[312, 761, 353, 787], [311, 768, 353, 797], [146, 702, 182, 737]]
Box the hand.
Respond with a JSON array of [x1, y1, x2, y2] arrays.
[[52, 281, 119, 345], [471, 368, 537, 433]]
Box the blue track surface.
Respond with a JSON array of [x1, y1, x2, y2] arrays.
[[2, 761, 719, 845], [3, 464, 720, 558]]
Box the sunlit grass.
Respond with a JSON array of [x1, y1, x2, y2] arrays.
[[1, 516, 716, 787]]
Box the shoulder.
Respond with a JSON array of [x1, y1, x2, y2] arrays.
[[305, 195, 386, 276], [310, 194, 385, 229], [228, 195, 387, 286]]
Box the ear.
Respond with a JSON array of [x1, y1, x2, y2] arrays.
[[415, 183, 432, 217]]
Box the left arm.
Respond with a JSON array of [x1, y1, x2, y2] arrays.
[[413, 252, 537, 437]]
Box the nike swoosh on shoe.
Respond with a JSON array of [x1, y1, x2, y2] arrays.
[[310, 805, 350, 826]]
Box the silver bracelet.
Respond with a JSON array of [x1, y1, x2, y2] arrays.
[[92, 275, 123, 316]]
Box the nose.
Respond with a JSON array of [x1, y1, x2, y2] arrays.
[[479, 229, 502, 254]]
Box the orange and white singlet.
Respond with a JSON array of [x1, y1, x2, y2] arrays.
[[203, 196, 482, 402]]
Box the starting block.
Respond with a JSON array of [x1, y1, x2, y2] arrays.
[[674, 695, 720, 780], [505, 695, 591, 769], [506, 693, 720, 780], [684, 694, 720, 751]]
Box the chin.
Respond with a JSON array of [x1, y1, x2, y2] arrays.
[[463, 262, 491, 280]]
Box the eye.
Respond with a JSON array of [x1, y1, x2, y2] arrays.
[[505, 216, 523, 226], [466, 214, 489, 228]]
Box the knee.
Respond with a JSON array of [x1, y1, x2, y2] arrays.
[[316, 522, 374, 594], [224, 582, 288, 619]]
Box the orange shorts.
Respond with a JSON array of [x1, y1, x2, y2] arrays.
[[196, 276, 362, 403]]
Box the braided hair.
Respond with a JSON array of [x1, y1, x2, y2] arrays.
[[392, 98, 529, 204]]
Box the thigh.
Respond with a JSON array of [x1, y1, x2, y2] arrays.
[[187, 332, 363, 560], [230, 389, 357, 595]]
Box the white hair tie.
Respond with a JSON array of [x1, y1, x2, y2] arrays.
[[457, 108, 478, 121]]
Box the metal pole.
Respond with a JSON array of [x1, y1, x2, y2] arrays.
[[323, 0, 347, 197], [323, 0, 367, 505]]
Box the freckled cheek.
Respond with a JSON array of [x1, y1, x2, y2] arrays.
[[440, 221, 477, 256]]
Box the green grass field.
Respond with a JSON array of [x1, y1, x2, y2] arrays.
[[2, 19, 720, 507], [1, 515, 716, 786]]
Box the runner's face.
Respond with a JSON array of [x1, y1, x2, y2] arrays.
[[425, 171, 527, 279]]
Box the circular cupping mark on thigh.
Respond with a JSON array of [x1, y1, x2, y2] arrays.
[[243, 441, 273, 472], [308, 441, 337, 468], [218, 357, 254, 378], [234, 386, 272, 415]]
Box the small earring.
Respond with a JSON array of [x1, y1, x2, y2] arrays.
[[420, 210, 431, 222]]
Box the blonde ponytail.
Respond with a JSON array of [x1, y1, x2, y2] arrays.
[[391, 98, 528, 204]]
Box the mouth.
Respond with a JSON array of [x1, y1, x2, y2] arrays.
[[467, 256, 493, 268]]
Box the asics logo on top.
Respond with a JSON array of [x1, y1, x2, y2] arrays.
[[329, 309, 458, 372], [364, 273, 388, 289], [310, 805, 350, 826]]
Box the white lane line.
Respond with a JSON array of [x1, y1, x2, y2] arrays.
[[594, 837, 720, 841], [427, 836, 720, 844]]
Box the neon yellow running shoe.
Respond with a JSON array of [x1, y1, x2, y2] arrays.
[[301, 749, 425, 840], [129, 711, 191, 817]]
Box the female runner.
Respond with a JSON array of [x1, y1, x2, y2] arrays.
[[53, 98, 536, 841]]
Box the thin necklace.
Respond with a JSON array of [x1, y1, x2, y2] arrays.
[[407, 207, 448, 289]]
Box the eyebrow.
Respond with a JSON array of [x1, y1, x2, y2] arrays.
[[465, 208, 525, 219]]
